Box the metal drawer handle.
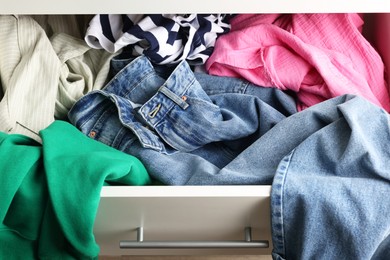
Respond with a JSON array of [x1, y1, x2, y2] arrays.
[[119, 227, 269, 249]]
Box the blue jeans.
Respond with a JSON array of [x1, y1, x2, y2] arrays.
[[269, 95, 390, 259], [68, 55, 297, 185]]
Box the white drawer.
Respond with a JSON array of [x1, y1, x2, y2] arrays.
[[2, 0, 390, 14], [94, 185, 272, 256]]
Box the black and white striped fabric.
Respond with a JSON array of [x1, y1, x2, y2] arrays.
[[84, 14, 232, 65]]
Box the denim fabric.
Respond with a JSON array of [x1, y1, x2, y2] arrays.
[[68, 55, 297, 185], [270, 95, 390, 259]]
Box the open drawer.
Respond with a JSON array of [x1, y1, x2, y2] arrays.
[[1, 0, 390, 258], [88, 11, 390, 257], [94, 185, 272, 256]]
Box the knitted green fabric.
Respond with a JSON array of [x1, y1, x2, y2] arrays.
[[0, 120, 151, 259]]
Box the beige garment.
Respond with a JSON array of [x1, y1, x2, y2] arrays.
[[0, 15, 115, 142], [53, 33, 115, 119]]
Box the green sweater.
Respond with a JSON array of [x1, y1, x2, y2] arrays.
[[0, 120, 151, 259]]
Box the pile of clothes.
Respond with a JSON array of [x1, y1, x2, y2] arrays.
[[0, 13, 389, 259]]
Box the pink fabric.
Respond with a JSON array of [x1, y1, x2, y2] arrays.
[[205, 13, 390, 111]]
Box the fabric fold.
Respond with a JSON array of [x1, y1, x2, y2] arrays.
[[206, 13, 390, 112], [0, 120, 150, 259]]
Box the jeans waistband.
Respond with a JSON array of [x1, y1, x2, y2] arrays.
[[137, 60, 196, 127], [69, 55, 199, 153]]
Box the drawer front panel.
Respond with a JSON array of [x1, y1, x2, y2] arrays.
[[95, 186, 272, 256]]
